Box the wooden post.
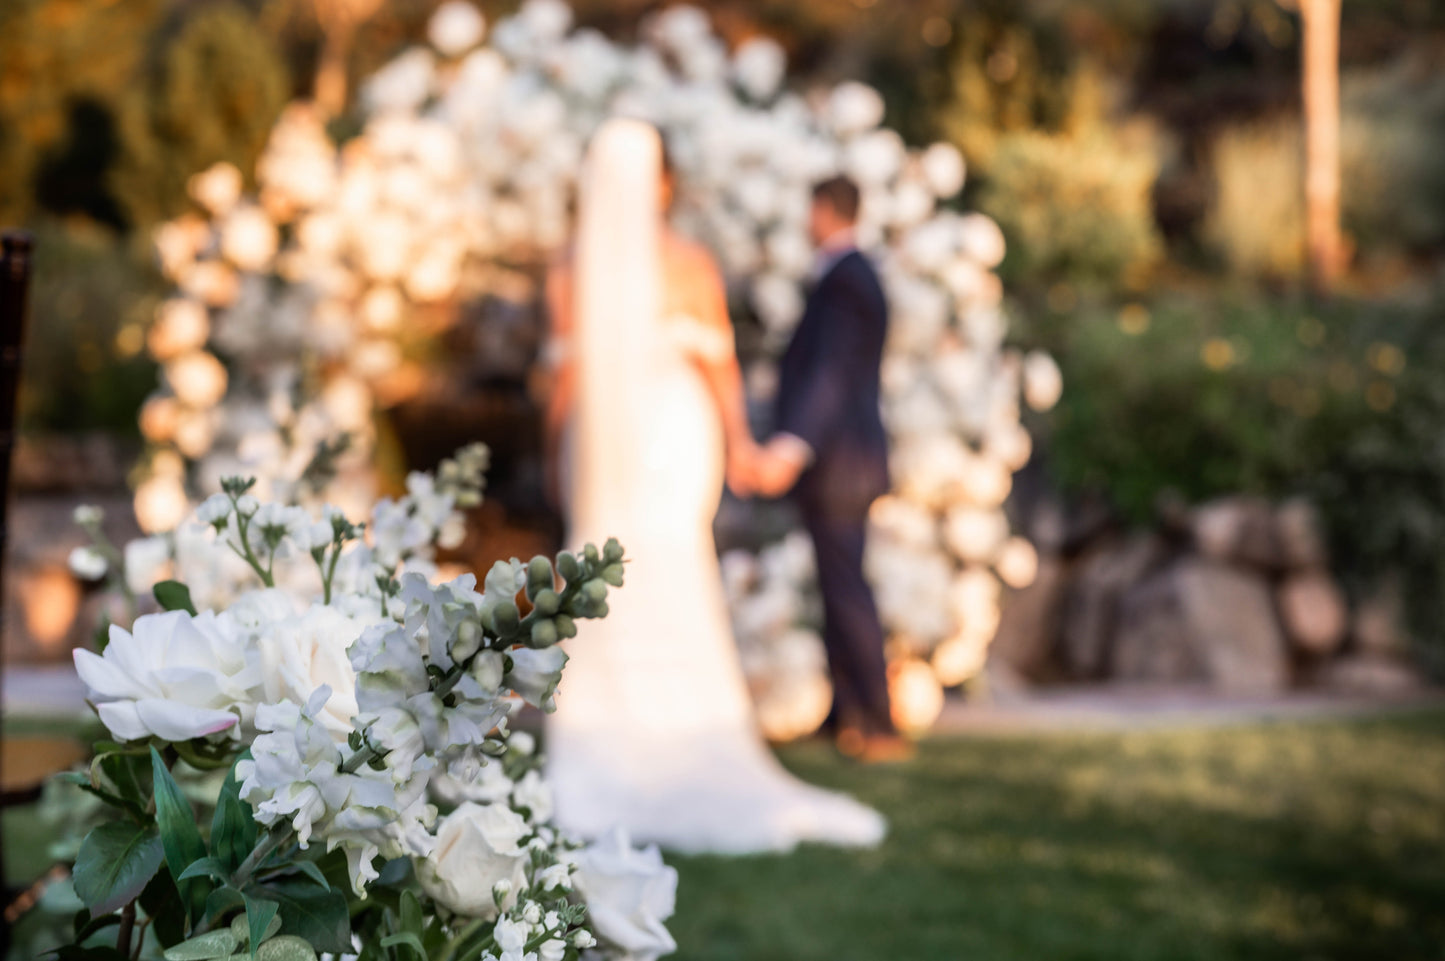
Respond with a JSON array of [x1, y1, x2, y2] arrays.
[[0, 229, 33, 955], [1300, 0, 1344, 294]]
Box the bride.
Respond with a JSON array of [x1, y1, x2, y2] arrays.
[[541, 118, 886, 853]]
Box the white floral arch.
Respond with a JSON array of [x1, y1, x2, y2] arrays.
[[138, 0, 1061, 737]]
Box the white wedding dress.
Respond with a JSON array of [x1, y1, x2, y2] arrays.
[[544, 119, 886, 854]]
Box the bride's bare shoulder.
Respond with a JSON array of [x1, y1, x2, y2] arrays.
[[662, 232, 721, 278]]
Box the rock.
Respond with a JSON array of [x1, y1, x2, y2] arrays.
[[1115, 559, 1290, 695], [1275, 498, 1328, 569], [1060, 535, 1168, 679], [987, 555, 1067, 682], [1276, 571, 1348, 656], [1354, 579, 1406, 657], [1321, 655, 1427, 698], [1192, 496, 1285, 570]]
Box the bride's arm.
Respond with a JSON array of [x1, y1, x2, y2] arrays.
[[685, 250, 760, 491]]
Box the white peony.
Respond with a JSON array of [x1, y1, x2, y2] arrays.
[[74, 610, 259, 742], [417, 802, 530, 918], [573, 829, 678, 961]]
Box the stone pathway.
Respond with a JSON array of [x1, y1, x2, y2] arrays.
[[934, 681, 1444, 734]]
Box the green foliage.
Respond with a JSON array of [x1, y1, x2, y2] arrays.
[[151, 747, 212, 924], [19, 222, 161, 436], [979, 122, 1162, 288], [1205, 120, 1305, 278], [72, 821, 164, 916], [111, 2, 291, 231], [1032, 284, 1445, 663], [0, 0, 166, 226], [154, 580, 200, 616], [1340, 59, 1445, 254]]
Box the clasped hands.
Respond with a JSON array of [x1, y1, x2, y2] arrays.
[[727, 437, 808, 499]]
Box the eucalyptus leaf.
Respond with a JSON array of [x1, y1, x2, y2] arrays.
[[73, 821, 164, 915], [256, 936, 318, 961], [153, 580, 198, 615], [161, 929, 238, 961], [151, 747, 211, 923]]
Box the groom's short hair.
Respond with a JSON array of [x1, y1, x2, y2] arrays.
[[812, 175, 861, 224]]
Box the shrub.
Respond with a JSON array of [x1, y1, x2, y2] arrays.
[[110, 2, 291, 230], [979, 123, 1162, 289], [1204, 121, 1305, 278], [1032, 285, 1445, 667]]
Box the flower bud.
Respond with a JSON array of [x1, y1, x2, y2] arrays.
[[531, 589, 560, 617], [556, 551, 581, 582], [526, 556, 554, 599], [602, 538, 625, 564], [470, 650, 504, 693], [451, 619, 483, 661], [493, 879, 513, 907], [553, 614, 576, 639], [530, 620, 559, 648], [583, 543, 600, 565], [573, 931, 597, 950], [493, 600, 521, 635], [600, 563, 624, 588], [581, 580, 607, 604]]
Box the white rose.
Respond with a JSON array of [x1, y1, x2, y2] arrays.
[[258, 605, 370, 740], [417, 802, 530, 918], [920, 142, 966, 197], [732, 37, 785, 101], [573, 829, 678, 961], [74, 610, 259, 742]]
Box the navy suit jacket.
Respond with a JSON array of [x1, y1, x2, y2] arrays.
[[774, 250, 890, 519]]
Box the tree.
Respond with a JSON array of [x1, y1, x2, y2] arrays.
[[1299, 0, 1345, 293]]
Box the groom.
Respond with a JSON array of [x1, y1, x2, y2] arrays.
[[750, 176, 910, 763]]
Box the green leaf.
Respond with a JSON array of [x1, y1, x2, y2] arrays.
[[398, 889, 422, 937], [70, 910, 122, 944], [139, 870, 188, 948], [212, 752, 257, 871], [256, 936, 318, 961], [73, 820, 164, 915], [273, 859, 329, 892], [161, 930, 238, 961], [243, 893, 280, 961], [153, 580, 198, 615], [203, 885, 246, 926], [93, 612, 112, 653], [179, 857, 231, 883], [230, 910, 282, 944], [252, 880, 350, 955], [151, 747, 211, 923], [379, 933, 426, 961]]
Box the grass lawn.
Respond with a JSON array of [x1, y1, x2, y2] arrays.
[[667, 711, 1445, 961], [5, 712, 1444, 960]]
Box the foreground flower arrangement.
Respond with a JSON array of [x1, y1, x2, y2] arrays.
[[135, 0, 1062, 736], [53, 447, 677, 961]]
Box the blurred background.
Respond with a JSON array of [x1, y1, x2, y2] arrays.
[[2, 0, 1444, 958]]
